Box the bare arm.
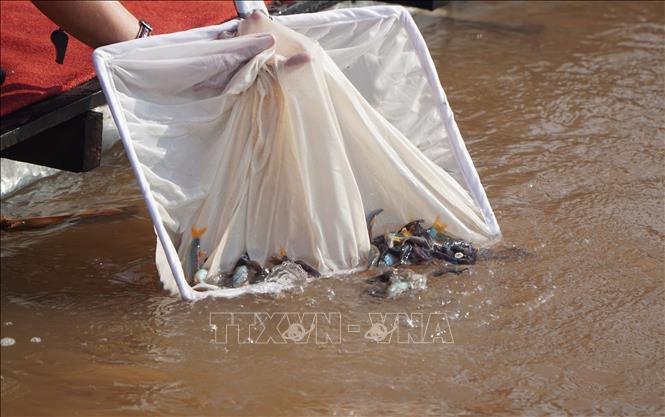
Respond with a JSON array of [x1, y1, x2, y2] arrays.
[[32, 1, 139, 48]]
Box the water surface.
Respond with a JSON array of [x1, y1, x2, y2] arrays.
[[1, 1, 664, 415]]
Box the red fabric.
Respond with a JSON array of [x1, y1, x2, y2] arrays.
[[0, 1, 241, 117]]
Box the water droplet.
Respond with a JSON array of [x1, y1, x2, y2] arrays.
[[326, 288, 335, 300], [30, 337, 42, 343], [4, 322, 12, 326], [1, 337, 16, 347]]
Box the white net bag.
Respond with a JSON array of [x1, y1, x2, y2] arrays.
[[94, 6, 500, 300]]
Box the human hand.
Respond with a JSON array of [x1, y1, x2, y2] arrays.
[[236, 11, 312, 69]]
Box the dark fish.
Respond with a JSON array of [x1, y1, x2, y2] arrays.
[[450, 241, 478, 264], [431, 239, 477, 265], [387, 245, 402, 257], [403, 235, 431, 248], [266, 247, 320, 278], [371, 234, 386, 248], [366, 287, 388, 298], [378, 251, 397, 267], [366, 269, 395, 284], [400, 243, 413, 264], [431, 264, 469, 277], [401, 219, 426, 236], [366, 208, 384, 240], [188, 226, 207, 282], [295, 260, 321, 277], [269, 247, 289, 267], [411, 245, 432, 263], [232, 265, 250, 288], [237, 253, 269, 280], [368, 244, 381, 268]]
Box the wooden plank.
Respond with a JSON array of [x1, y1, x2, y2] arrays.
[[0, 110, 103, 172], [0, 79, 105, 152]]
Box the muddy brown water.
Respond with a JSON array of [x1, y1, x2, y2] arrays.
[[1, 1, 664, 416]]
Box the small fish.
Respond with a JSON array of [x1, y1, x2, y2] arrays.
[[379, 252, 397, 267], [401, 219, 426, 236], [366, 269, 395, 284], [431, 239, 477, 264], [368, 244, 381, 268], [400, 243, 413, 264], [269, 247, 289, 266], [366, 208, 384, 240], [431, 264, 468, 277], [431, 248, 457, 263], [403, 235, 431, 248], [432, 215, 448, 234], [232, 265, 250, 288], [188, 226, 207, 282], [294, 260, 321, 277], [428, 215, 451, 241], [385, 232, 402, 249], [411, 245, 432, 263], [238, 253, 269, 280], [371, 234, 386, 249], [267, 248, 320, 278], [194, 268, 208, 284]]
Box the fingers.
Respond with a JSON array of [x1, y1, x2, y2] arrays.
[[232, 11, 313, 68], [237, 10, 269, 36], [216, 30, 237, 40], [248, 10, 265, 22]]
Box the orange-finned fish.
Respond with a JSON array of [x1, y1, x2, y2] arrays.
[[365, 208, 384, 240], [429, 215, 449, 240], [188, 226, 207, 282], [432, 215, 448, 233]]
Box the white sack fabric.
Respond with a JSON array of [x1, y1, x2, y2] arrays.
[[94, 6, 500, 300]]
